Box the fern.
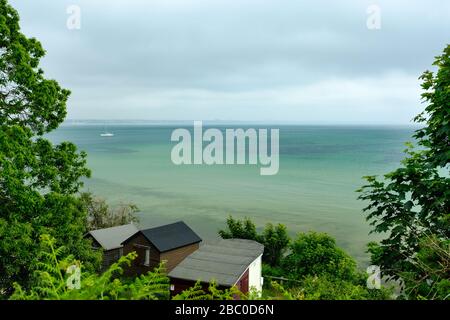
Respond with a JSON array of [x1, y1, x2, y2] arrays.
[[172, 281, 244, 300], [172, 281, 208, 300], [128, 264, 170, 300], [10, 235, 171, 300]]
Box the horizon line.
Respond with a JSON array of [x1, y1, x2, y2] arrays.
[[64, 119, 421, 126]]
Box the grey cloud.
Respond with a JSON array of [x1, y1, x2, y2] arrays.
[[9, 0, 450, 122]]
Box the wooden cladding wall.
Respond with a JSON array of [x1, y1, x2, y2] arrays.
[[122, 233, 199, 276], [102, 248, 121, 270], [160, 243, 200, 272], [122, 232, 160, 276]]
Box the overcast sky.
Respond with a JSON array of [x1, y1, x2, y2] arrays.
[[9, 0, 450, 124]]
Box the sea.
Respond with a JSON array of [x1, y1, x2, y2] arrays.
[[47, 121, 417, 265]]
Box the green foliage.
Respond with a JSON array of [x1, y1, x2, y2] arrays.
[[358, 44, 450, 299], [262, 264, 284, 278], [263, 281, 297, 300], [0, 0, 70, 135], [261, 223, 290, 266], [262, 231, 394, 300], [414, 45, 450, 168], [282, 232, 357, 281], [79, 192, 139, 231], [11, 235, 247, 301], [219, 216, 289, 266], [219, 216, 258, 240], [172, 281, 243, 300], [0, 0, 97, 296], [220, 217, 393, 300], [10, 235, 170, 300], [399, 235, 450, 299], [267, 277, 392, 300], [128, 269, 170, 300], [299, 276, 369, 300]]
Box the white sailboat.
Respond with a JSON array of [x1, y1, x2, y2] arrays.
[[100, 124, 114, 137], [100, 132, 114, 137]]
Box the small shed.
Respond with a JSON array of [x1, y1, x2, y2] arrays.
[[86, 223, 139, 269], [121, 221, 202, 275], [168, 239, 264, 295]]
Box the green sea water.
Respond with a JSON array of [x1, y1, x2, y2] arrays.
[[47, 123, 416, 265]]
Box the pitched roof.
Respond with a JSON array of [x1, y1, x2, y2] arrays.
[[125, 221, 202, 253], [88, 223, 139, 251], [168, 239, 264, 286]]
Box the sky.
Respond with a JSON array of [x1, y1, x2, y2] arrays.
[[9, 0, 450, 124]]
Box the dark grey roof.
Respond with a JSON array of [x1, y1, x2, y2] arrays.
[[88, 224, 139, 251], [168, 239, 264, 286], [138, 221, 202, 252]]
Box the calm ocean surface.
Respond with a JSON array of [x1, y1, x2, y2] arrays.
[[47, 123, 416, 265]]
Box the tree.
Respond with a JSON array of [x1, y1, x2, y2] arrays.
[[261, 223, 290, 267], [0, 0, 69, 134], [0, 0, 98, 296], [218, 216, 289, 267], [218, 216, 258, 240], [358, 44, 450, 299], [79, 192, 139, 231], [400, 234, 450, 299], [281, 232, 358, 282]]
